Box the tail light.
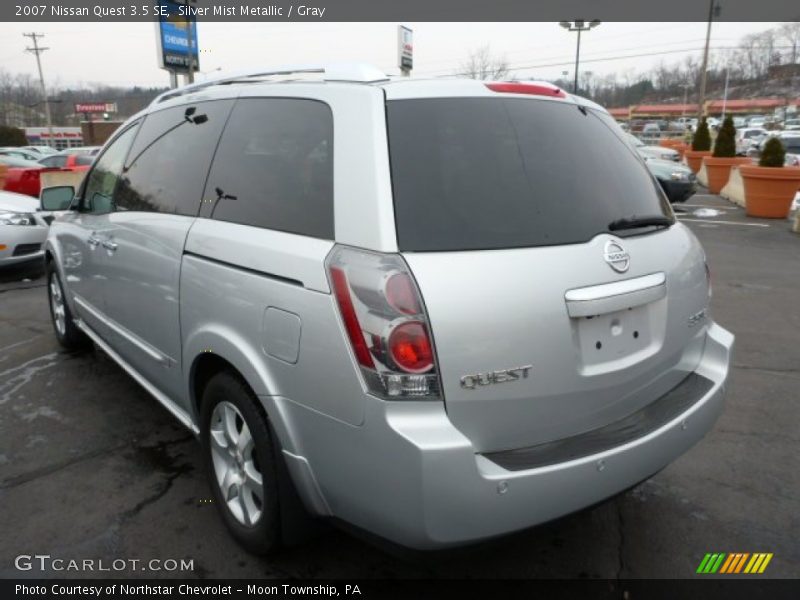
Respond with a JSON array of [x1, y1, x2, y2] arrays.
[[326, 246, 440, 400]]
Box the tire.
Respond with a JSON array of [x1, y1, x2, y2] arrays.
[[46, 261, 91, 350], [201, 371, 280, 554]]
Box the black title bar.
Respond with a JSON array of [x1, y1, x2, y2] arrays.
[[3, 0, 800, 22]]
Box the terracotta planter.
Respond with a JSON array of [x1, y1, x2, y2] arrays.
[[684, 150, 712, 174], [659, 139, 680, 148], [673, 142, 689, 159], [703, 157, 752, 195], [740, 165, 800, 218], [0, 165, 7, 190]]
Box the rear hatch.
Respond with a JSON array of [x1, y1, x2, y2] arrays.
[[386, 94, 711, 453]]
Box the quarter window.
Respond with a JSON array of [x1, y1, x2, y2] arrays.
[[201, 98, 334, 239]]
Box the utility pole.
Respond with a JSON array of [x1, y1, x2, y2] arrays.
[[23, 32, 54, 148], [184, 0, 196, 84], [697, 0, 721, 122]]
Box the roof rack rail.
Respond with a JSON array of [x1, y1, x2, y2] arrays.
[[151, 62, 389, 105]]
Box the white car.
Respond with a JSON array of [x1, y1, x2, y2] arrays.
[[0, 190, 50, 267], [784, 119, 800, 132], [626, 133, 679, 161], [735, 128, 767, 155]]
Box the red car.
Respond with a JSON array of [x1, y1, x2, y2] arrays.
[[1, 153, 91, 198], [37, 152, 96, 170]]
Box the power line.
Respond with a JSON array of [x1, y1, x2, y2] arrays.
[[23, 32, 54, 146], [417, 44, 797, 78]]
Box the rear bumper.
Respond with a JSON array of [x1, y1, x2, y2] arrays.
[[269, 322, 733, 550]]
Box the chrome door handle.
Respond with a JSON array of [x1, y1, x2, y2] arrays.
[[87, 235, 101, 247], [101, 240, 118, 252]]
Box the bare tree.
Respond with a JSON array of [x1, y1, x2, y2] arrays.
[[458, 45, 510, 80], [778, 22, 800, 65]]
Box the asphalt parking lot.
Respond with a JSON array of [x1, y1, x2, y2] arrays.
[[0, 194, 798, 579]]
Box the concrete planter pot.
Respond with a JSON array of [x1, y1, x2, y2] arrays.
[[703, 157, 752, 195], [685, 150, 712, 174], [740, 165, 800, 219]]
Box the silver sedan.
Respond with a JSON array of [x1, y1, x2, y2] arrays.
[[0, 190, 50, 267]]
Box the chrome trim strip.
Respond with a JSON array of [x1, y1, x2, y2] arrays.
[[72, 295, 174, 367], [565, 272, 666, 317], [73, 318, 198, 435]]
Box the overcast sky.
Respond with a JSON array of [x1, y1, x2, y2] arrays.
[[0, 21, 782, 89]]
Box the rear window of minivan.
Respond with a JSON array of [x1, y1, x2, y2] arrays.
[[387, 98, 672, 252]]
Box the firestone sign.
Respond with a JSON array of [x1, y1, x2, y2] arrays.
[[75, 103, 117, 113]]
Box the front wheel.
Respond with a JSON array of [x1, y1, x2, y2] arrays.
[[46, 262, 90, 350], [201, 371, 280, 554]]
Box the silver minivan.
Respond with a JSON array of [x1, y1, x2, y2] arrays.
[[44, 64, 733, 553]]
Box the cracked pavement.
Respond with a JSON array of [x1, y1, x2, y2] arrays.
[[0, 194, 797, 578]]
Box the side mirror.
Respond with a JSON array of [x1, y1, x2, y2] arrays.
[[40, 185, 75, 211]]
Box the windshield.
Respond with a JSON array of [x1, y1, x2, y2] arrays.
[[387, 97, 672, 252]]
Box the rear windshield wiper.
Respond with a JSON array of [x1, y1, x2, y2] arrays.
[[608, 215, 673, 232]]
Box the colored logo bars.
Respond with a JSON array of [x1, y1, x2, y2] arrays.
[[696, 552, 773, 574]]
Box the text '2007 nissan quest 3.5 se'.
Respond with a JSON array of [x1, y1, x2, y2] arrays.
[[43, 63, 733, 553]]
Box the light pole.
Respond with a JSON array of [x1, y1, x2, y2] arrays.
[[697, 0, 722, 121], [559, 20, 601, 95]]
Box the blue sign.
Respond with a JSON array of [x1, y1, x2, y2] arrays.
[[157, 0, 199, 72]]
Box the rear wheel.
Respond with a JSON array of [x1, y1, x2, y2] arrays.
[[201, 371, 280, 554], [46, 262, 90, 350]]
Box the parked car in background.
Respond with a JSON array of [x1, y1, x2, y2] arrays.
[[0, 154, 42, 170], [747, 116, 767, 128], [644, 157, 697, 203], [675, 117, 698, 132], [22, 145, 59, 156], [642, 122, 661, 140], [706, 117, 720, 130], [626, 133, 680, 161], [44, 67, 733, 553], [784, 153, 800, 167], [733, 117, 747, 128], [38, 152, 95, 170], [0, 147, 43, 162], [784, 119, 800, 131], [0, 189, 50, 266], [1, 161, 49, 198], [751, 132, 800, 157], [735, 128, 767, 155]]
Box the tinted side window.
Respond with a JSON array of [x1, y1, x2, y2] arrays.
[[115, 100, 233, 215], [80, 124, 139, 215], [42, 155, 66, 168], [201, 98, 334, 239]]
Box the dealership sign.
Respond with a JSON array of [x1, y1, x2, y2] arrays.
[[75, 103, 117, 113], [398, 25, 413, 71], [155, 0, 199, 72]]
